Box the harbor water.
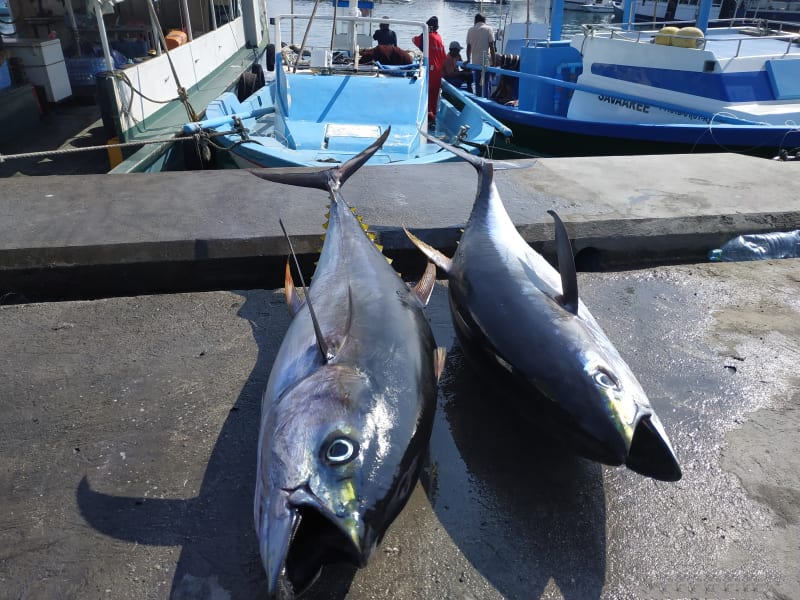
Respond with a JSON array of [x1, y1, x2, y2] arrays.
[[266, 0, 616, 52]]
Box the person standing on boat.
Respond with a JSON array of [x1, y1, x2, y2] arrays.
[[373, 17, 397, 46], [413, 16, 447, 122], [443, 41, 474, 94], [466, 13, 496, 97]]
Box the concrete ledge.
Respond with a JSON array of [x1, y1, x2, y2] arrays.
[[2, 153, 799, 300]]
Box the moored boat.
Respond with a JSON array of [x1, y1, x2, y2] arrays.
[[612, 0, 725, 23], [614, 0, 800, 24], [183, 12, 511, 168], [459, 0, 800, 157], [565, 0, 615, 14]]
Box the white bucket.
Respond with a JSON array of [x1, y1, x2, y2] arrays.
[[310, 48, 332, 68]]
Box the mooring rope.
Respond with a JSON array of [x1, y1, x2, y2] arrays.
[[0, 129, 240, 164], [0, 136, 185, 163], [145, 0, 199, 122]]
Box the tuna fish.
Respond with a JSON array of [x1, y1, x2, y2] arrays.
[[404, 134, 681, 482], [250, 129, 445, 598]]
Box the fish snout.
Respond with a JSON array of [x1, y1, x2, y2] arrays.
[[257, 484, 371, 597], [258, 488, 300, 599], [626, 412, 682, 481]]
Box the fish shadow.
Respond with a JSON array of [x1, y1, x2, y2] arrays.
[[424, 343, 607, 600], [75, 289, 357, 599]]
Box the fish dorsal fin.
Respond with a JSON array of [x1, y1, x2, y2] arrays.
[[403, 227, 453, 275], [411, 261, 437, 307], [547, 210, 579, 315], [279, 219, 333, 362], [433, 347, 447, 383], [284, 259, 305, 317]]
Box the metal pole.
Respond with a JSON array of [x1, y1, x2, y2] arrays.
[[330, 0, 338, 50], [64, 0, 81, 57], [93, 0, 115, 72], [551, 0, 563, 40], [696, 0, 712, 31], [150, 0, 162, 55], [526, 0, 530, 43], [294, 0, 322, 73], [181, 0, 193, 40]]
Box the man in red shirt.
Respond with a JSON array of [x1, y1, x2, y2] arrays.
[[413, 16, 446, 121]]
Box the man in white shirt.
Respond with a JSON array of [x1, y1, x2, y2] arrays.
[[466, 13, 496, 97]]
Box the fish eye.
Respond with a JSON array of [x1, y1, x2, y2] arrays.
[[593, 368, 621, 391], [324, 437, 359, 465]]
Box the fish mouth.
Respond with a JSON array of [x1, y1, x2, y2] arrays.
[[263, 486, 365, 598]]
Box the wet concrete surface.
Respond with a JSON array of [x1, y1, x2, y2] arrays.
[[1, 259, 798, 599]]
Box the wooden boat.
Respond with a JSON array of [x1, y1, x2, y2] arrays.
[[183, 13, 511, 167]]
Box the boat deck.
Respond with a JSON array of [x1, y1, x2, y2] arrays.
[[703, 27, 800, 58]]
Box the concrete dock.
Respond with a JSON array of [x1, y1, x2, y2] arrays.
[[0, 154, 799, 599]]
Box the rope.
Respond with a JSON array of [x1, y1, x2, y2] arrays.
[[0, 136, 190, 163], [115, 70, 181, 106], [145, 0, 199, 122], [0, 129, 243, 164]]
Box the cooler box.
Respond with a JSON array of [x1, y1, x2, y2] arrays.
[[5, 38, 72, 102]]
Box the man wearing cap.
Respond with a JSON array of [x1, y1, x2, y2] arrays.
[[413, 16, 447, 121], [373, 17, 397, 46], [466, 13, 496, 97], [442, 41, 474, 93]]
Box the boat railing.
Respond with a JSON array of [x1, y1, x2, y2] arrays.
[[583, 21, 799, 57]]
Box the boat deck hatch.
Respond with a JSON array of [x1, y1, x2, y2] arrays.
[[325, 124, 382, 139], [324, 124, 384, 151]]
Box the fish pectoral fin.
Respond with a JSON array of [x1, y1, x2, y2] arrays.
[[411, 261, 437, 307], [548, 210, 579, 315], [433, 347, 447, 383], [403, 227, 453, 275], [285, 259, 305, 317]]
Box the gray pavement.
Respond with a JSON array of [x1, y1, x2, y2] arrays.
[[0, 261, 798, 599]]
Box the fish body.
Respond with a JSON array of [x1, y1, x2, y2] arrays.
[[406, 138, 681, 482], [253, 130, 443, 598]]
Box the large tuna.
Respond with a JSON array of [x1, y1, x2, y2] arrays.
[[405, 134, 681, 482], [251, 129, 445, 598]]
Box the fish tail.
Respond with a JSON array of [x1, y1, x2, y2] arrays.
[[420, 129, 527, 175], [420, 129, 486, 172], [247, 127, 391, 191]]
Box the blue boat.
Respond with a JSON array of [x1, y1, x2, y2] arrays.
[[183, 11, 511, 168], [460, 0, 800, 157]]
